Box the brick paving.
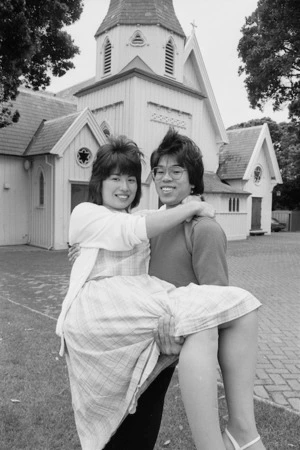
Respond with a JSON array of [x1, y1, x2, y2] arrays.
[[0, 232, 299, 414]]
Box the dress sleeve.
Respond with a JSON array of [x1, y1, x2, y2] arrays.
[[69, 203, 148, 251], [190, 217, 229, 286]]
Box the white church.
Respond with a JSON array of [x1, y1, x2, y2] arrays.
[[0, 0, 282, 249]]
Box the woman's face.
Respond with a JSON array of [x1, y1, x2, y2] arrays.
[[153, 155, 194, 208], [102, 172, 138, 211]]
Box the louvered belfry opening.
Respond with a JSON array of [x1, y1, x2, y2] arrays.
[[104, 39, 112, 74], [165, 39, 174, 75]]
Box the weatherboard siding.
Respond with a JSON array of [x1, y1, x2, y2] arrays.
[[53, 126, 100, 249], [0, 156, 29, 245]]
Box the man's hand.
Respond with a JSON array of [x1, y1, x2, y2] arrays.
[[153, 315, 185, 355], [68, 243, 81, 264]]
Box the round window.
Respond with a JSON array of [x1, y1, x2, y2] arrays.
[[76, 147, 93, 167], [254, 165, 263, 184]]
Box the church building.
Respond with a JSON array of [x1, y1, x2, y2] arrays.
[[0, 0, 282, 248]]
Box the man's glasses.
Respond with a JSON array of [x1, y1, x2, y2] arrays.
[[151, 166, 187, 181]]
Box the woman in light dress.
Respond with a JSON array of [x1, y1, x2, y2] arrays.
[[56, 136, 266, 450]]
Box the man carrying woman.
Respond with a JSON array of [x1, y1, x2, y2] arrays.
[[59, 130, 265, 450]]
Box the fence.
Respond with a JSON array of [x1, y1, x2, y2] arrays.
[[272, 210, 300, 231]]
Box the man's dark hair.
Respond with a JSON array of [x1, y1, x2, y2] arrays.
[[88, 136, 144, 209], [151, 128, 204, 195]]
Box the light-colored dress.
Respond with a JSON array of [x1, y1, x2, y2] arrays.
[[56, 203, 261, 450]]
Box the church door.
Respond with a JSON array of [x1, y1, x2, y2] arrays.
[[251, 197, 262, 230], [71, 183, 89, 212]]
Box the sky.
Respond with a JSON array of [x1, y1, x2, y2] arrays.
[[48, 0, 289, 128]]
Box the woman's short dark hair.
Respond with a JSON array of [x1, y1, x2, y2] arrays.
[[88, 136, 144, 209], [150, 128, 204, 195]]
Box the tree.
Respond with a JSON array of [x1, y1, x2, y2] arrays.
[[238, 0, 300, 122], [0, 0, 83, 127], [228, 118, 300, 210]]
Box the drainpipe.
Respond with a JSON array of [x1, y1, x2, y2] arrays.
[[45, 155, 54, 250]]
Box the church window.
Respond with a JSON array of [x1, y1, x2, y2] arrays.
[[131, 31, 145, 46], [76, 147, 93, 167], [165, 39, 174, 75], [229, 197, 240, 212], [100, 121, 112, 138], [104, 38, 112, 75], [39, 172, 45, 206], [254, 165, 263, 184]]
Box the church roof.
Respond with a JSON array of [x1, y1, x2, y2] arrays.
[[204, 172, 248, 195], [95, 0, 185, 38], [0, 89, 76, 156], [24, 112, 81, 156], [120, 56, 155, 74], [218, 126, 263, 180]]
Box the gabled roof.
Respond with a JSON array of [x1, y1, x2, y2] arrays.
[[75, 66, 206, 101], [50, 107, 107, 157], [120, 56, 155, 75], [218, 124, 282, 183], [0, 89, 76, 156], [183, 31, 228, 145], [218, 126, 262, 179], [95, 0, 185, 38], [204, 172, 249, 196], [56, 77, 95, 101], [24, 112, 81, 156]]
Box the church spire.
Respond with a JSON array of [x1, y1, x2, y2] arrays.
[[95, 0, 185, 38]]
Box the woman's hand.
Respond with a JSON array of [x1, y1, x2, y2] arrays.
[[182, 196, 215, 220], [68, 243, 81, 264], [153, 315, 185, 355]]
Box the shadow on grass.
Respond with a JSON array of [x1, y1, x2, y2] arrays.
[[1, 298, 299, 450]]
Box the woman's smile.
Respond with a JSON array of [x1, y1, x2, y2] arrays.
[[102, 173, 138, 211]]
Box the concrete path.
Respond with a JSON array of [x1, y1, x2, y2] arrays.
[[0, 232, 299, 414]]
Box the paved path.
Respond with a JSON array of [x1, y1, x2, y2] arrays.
[[0, 232, 299, 414]]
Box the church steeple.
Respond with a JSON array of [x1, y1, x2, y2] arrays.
[[95, 0, 185, 38], [94, 0, 186, 82]]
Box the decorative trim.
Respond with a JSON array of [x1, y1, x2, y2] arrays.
[[92, 101, 124, 115], [148, 102, 191, 129], [130, 30, 146, 47]]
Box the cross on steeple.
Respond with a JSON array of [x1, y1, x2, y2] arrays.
[[190, 20, 197, 33]]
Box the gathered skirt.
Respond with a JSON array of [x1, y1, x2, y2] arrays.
[[63, 274, 261, 450]]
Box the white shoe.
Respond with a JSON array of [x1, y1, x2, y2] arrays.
[[225, 428, 261, 450]]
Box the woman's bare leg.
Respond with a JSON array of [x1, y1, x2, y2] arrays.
[[178, 328, 226, 450], [218, 311, 266, 449]]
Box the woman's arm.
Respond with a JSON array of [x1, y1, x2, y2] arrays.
[[145, 201, 214, 239]]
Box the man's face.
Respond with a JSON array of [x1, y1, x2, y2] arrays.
[[153, 155, 194, 208]]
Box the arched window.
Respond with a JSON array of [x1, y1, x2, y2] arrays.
[[229, 198, 232, 212], [165, 39, 174, 75], [236, 198, 240, 212], [39, 172, 45, 206], [100, 120, 112, 139], [254, 165, 263, 184], [104, 38, 112, 75]]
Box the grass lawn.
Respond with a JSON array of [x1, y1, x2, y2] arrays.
[[1, 298, 299, 450]]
